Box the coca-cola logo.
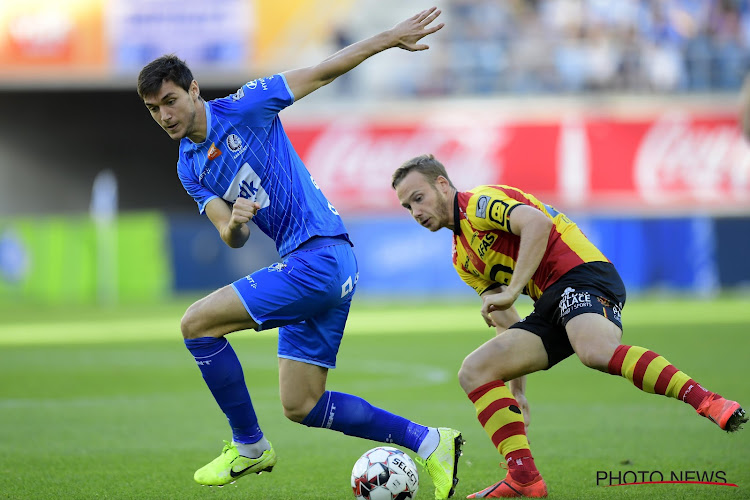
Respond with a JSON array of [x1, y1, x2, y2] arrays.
[[302, 116, 509, 210], [635, 113, 750, 204]]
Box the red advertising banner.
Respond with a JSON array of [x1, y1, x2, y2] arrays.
[[0, 0, 106, 74], [284, 112, 750, 214]]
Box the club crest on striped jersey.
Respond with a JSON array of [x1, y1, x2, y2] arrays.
[[226, 133, 249, 158], [227, 134, 243, 152], [224, 162, 270, 209]]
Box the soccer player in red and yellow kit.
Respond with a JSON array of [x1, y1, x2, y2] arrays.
[[392, 154, 747, 498]]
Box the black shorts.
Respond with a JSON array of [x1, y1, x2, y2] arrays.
[[512, 261, 626, 368]]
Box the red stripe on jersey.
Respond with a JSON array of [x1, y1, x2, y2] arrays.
[[487, 185, 532, 204], [468, 380, 506, 403], [607, 345, 631, 375], [632, 350, 660, 390], [653, 364, 679, 395], [458, 231, 486, 274], [477, 398, 518, 426], [491, 421, 526, 448]]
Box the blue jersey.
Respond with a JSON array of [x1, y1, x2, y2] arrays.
[[176, 74, 349, 257]]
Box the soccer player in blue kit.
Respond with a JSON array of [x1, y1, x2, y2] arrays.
[[137, 7, 463, 499]]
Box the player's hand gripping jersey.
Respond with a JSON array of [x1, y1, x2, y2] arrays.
[[452, 185, 609, 300], [176, 75, 348, 256]]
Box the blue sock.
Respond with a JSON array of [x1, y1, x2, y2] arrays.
[[301, 391, 429, 452], [185, 337, 263, 444]]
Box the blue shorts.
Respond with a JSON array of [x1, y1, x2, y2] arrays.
[[231, 237, 358, 369]]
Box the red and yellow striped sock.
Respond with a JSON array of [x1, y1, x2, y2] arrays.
[[468, 380, 537, 481], [608, 345, 712, 409]]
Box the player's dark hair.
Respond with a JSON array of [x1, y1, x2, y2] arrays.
[[137, 54, 194, 100], [391, 154, 455, 189]]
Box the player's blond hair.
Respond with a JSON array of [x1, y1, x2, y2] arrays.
[[391, 154, 455, 190]]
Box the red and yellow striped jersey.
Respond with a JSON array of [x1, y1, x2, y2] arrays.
[[452, 185, 609, 301]]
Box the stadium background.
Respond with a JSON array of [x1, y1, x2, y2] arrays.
[[0, 2, 749, 499], [0, 0, 749, 305]]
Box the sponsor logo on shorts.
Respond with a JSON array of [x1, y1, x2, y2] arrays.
[[245, 275, 258, 289], [612, 302, 622, 322], [268, 262, 287, 272], [596, 296, 622, 322], [559, 286, 591, 316]]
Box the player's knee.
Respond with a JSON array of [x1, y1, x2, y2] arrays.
[[458, 355, 492, 394], [180, 305, 203, 339], [457, 362, 474, 394], [576, 345, 616, 371], [281, 401, 309, 423]]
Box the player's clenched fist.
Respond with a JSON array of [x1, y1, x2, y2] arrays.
[[230, 197, 261, 228]]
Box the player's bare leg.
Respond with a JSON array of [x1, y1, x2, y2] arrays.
[[567, 313, 746, 432], [459, 329, 548, 390], [278, 358, 328, 422], [181, 285, 259, 340]]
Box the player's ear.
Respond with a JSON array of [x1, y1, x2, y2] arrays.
[[189, 80, 200, 99]]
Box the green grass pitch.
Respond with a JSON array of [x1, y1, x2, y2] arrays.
[[0, 296, 748, 499]]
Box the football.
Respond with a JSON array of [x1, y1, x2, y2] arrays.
[[351, 446, 419, 500]]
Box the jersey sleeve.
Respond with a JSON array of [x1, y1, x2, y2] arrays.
[[177, 159, 218, 214], [465, 188, 526, 234], [218, 74, 294, 127]]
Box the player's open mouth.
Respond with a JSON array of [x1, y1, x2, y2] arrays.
[[166, 123, 178, 131]]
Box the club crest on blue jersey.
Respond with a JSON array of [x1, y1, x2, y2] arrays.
[[226, 134, 248, 158]]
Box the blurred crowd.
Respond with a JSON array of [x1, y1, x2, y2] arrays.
[[350, 0, 750, 96]]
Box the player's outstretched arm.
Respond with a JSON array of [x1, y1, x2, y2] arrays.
[[205, 197, 259, 248], [282, 7, 444, 101]]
